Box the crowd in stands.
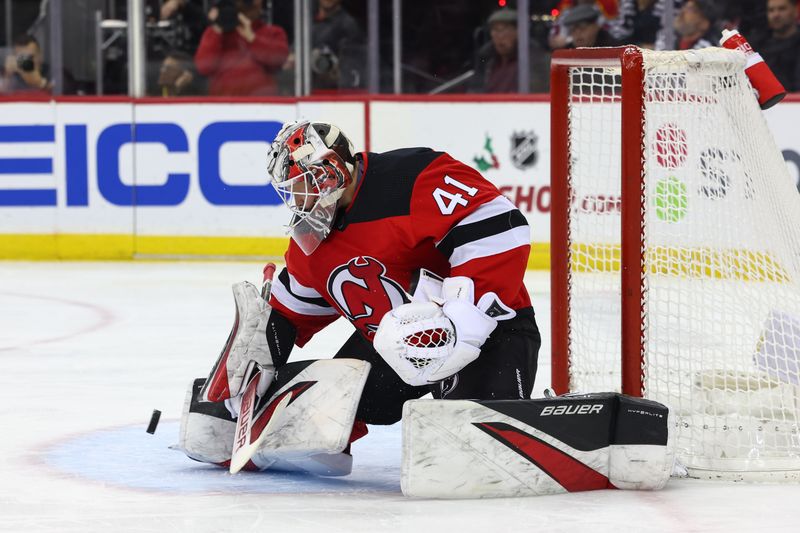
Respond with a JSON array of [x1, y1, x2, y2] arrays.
[[1, 0, 799, 96]]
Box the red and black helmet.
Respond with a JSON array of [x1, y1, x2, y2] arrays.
[[268, 121, 355, 188], [266, 121, 357, 255]]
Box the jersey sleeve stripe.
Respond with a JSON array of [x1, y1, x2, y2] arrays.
[[447, 225, 531, 267], [451, 195, 518, 227], [273, 270, 338, 316], [436, 208, 528, 259], [277, 268, 330, 307], [285, 269, 326, 299]]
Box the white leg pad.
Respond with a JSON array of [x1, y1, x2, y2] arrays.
[[177, 378, 236, 465], [401, 393, 674, 499], [609, 444, 674, 490], [246, 358, 371, 476]]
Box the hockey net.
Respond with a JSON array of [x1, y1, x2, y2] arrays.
[[551, 46, 800, 480]]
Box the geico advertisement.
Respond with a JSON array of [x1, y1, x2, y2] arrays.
[[370, 101, 552, 242], [2, 100, 798, 243], [0, 101, 364, 237]]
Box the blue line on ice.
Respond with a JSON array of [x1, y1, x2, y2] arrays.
[[42, 421, 403, 494]]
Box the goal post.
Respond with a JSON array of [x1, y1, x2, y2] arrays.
[[550, 46, 800, 480], [551, 47, 647, 399]]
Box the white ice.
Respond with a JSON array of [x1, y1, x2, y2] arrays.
[[2, 261, 799, 532]]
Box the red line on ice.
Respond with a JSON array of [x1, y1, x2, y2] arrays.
[[0, 291, 116, 351]]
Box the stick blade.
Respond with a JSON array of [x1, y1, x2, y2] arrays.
[[229, 372, 291, 474]]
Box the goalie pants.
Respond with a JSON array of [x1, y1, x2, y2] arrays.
[[334, 307, 541, 425]]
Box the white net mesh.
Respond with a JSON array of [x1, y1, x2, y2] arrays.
[[404, 327, 454, 369], [564, 48, 800, 479], [566, 64, 624, 394]]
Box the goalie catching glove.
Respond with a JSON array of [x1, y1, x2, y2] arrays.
[[374, 277, 504, 386], [199, 280, 277, 403]]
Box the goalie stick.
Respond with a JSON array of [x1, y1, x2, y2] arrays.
[[226, 262, 290, 474], [229, 363, 294, 474], [260, 263, 276, 300]]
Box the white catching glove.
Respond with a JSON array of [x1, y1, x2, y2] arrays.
[[373, 277, 500, 386], [199, 281, 276, 404]]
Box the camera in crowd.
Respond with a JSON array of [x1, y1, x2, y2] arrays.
[[16, 54, 35, 73], [148, 20, 193, 58], [215, 0, 239, 33], [214, 0, 256, 33], [311, 46, 338, 76]]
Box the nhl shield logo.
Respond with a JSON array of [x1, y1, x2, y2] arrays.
[[510, 131, 538, 170]]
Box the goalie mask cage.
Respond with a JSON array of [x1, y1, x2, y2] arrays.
[[550, 46, 800, 481]]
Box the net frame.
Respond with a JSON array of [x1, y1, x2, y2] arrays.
[[551, 47, 646, 398], [550, 46, 800, 481]]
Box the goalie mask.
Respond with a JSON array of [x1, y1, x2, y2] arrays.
[[267, 121, 356, 255]]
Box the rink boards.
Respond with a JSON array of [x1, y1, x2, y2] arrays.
[[0, 96, 798, 264]]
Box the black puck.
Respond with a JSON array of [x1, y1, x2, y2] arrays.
[[146, 409, 162, 434]]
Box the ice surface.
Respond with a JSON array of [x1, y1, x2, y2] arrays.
[[2, 261, 800, 532]]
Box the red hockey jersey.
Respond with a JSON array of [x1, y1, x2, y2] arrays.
[[269, 148, 532, 346]]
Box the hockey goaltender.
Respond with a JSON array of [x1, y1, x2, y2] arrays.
[[174, 121, 675, 498]]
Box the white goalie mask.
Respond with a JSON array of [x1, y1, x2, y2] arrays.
[[266, 121, 356, 255]]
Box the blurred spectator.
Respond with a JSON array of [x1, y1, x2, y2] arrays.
[[670, 0, 719, 49], [194, 0, 289, 96], [1, 34, 50, 94], [471, 9, 550, 93], [310, 0, 364, 91], [558, 0, 621, 19], [729, 1, 769, 42], [561, 5, 624, 48], [401, 1, 494, 93], [756, 0, 800, 91], [549, 0, 613, 50], [146, 1, 208, 96], [609, 0, 665, 47], [152, 0, 208, 55], [157, 50, 205, 96]]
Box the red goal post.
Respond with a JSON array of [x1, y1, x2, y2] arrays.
[[551, 47, 646, 398]]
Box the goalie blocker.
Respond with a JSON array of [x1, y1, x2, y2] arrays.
[[402, 393, 675, 498]]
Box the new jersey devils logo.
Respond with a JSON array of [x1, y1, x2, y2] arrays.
[[327, 256, 409, 337]]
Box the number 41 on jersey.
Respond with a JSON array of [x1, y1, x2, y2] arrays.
[[433, 175, 478, 215]]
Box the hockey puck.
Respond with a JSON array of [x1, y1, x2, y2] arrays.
[[146, 409, 161, 434]]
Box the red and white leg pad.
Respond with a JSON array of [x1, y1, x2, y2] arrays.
[[401, 393, 675, 498], [178, 359, 371, 477], [178, 378, 239, 466], [231, 358, 370, 476]]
